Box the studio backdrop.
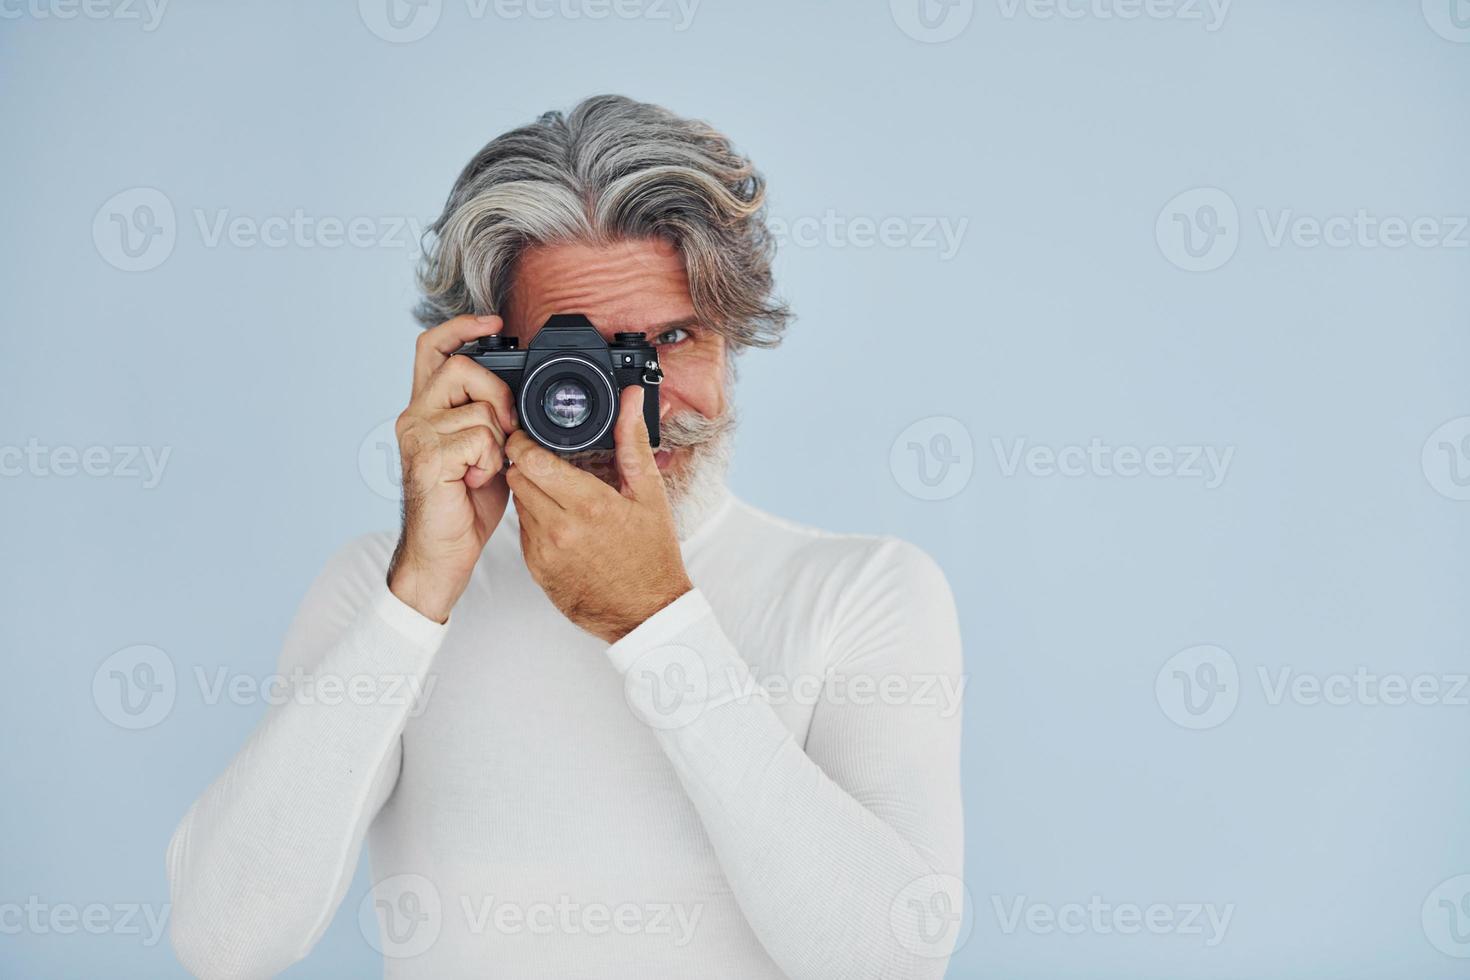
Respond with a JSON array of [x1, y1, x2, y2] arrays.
[[2, 0, 1468, 977]]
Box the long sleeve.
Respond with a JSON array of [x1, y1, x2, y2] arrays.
[[609, 538, 966, 980], [165, 536, 447, 980]]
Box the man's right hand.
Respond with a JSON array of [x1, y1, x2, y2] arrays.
[[387, 314, 518, 623]]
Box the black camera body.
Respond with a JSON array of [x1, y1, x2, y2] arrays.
[[458, 313, 662, 454]]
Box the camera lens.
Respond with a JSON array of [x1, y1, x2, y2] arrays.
[[543, 380, 590, 429]]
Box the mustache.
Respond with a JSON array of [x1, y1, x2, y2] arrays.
[[658, 409, 735, 450]]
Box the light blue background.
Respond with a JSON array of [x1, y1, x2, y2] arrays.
[[2, 0, 1468, 976]]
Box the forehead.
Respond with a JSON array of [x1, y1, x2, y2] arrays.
[[506, 237, 695, 338]]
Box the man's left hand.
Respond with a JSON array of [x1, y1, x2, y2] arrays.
[[506, 387, 693, 644]]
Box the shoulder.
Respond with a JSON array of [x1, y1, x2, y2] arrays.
[[722, 497, 950, 592], [277, 530, 398, 670], [718, 499, 958, 664]]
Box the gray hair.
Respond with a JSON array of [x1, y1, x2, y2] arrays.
[[414, 95, 790, 351]]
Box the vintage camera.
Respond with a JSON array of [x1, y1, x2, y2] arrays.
[[457, 313, 662, 453]]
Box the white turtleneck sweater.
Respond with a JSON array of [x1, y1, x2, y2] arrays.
[[165, 489, 965, 979]]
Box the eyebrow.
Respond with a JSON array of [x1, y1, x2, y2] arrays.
[[645, 315, 701, 334]]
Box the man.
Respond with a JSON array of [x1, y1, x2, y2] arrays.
[[167, 95, 964, 980]]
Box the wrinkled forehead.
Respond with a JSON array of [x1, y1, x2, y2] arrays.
[[505, 238, 697, 341]]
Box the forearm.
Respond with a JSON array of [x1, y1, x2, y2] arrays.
[[166, 584, 444, 980], [611, 590, 964, 980]]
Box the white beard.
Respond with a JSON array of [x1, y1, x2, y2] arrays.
[[665, 424, 733, 541]]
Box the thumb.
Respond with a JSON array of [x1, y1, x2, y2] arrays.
[[615, 386, 662, 500]]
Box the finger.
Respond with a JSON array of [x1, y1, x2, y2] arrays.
[[413, 314, 505, 396], [505, 458, 561, 518], [438, 426, 502, 486], [469, 469, 509, 512], [420, 355, 518, 433], [504, 431, 602, 509], [614, 386, 663, 501], [429, 401, 508, 447]]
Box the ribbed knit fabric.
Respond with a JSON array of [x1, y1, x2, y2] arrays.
[[166, 490, 964, 979]]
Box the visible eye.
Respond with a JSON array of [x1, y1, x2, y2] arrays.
[[654, 326, 691, 346]]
